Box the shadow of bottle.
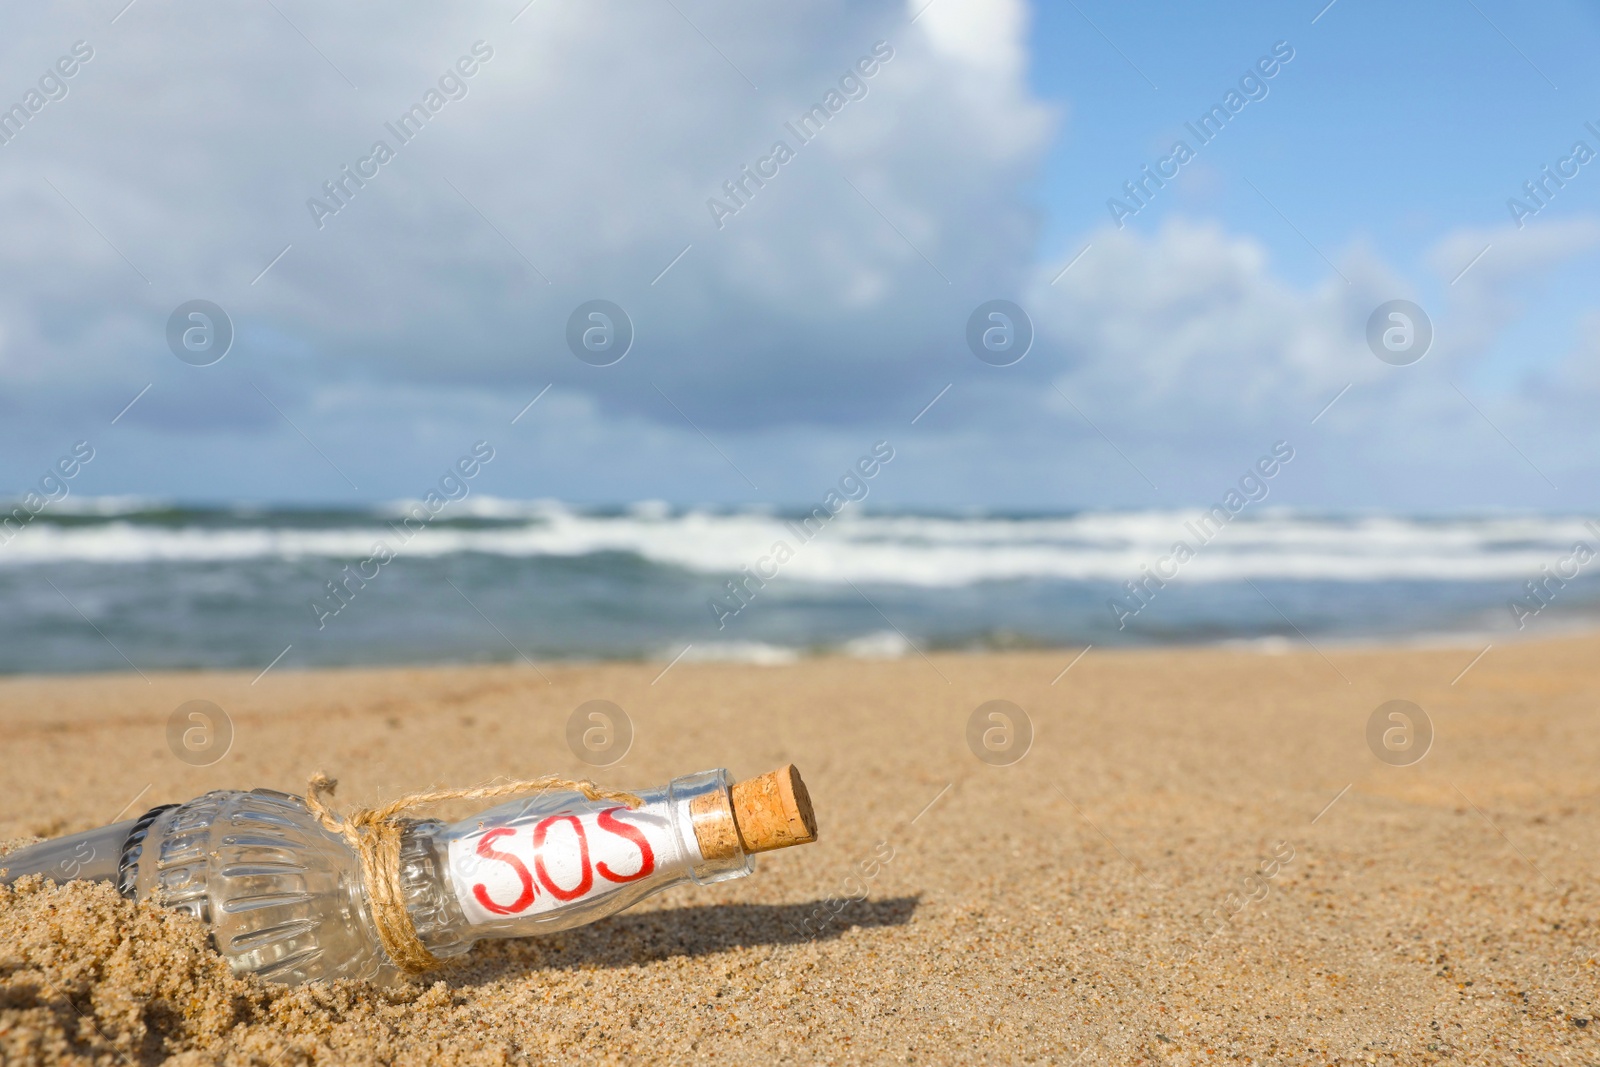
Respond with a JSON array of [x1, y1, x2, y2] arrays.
[[444, 895, 922, 981]]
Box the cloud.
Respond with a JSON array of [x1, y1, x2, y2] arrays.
[[914, 0, 1029, 74], [0, 0, 1056, 436], [1019, 214, 1600, 431], [1428, 217, 1600, 364], [1028, 220, 1397, 429]]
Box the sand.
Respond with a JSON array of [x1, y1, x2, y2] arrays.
[[1, 635, 1597, 1065]]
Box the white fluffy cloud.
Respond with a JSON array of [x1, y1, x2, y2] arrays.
[[0, 0, 1053, 419], [1034, 221, 1386, 421]]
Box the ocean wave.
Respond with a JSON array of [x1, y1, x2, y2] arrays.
[[0, 502, 1594, 585], [2, 494, 176, 517]]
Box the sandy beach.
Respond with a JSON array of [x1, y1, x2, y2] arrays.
[[2, 635, 1597, 1064]]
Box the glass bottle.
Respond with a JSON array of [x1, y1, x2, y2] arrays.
[[0, 764, 817, 985]]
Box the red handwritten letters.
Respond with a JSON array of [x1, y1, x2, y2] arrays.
[[451, 805, 669, 924]]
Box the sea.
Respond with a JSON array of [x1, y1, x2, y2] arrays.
[[1, 498, 1596, 675]]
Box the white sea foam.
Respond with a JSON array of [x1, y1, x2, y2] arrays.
[[674, 641, 801, 665], [0, 501, 1593, 585], [842, 630, 913, 658]]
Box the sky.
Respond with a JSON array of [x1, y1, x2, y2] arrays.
[[1, 0, 1598, 512]]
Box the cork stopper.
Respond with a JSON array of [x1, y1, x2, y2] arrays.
[[689, 765, 818, 860]]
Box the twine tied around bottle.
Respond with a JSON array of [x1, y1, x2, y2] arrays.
[[305, 772, 643, 975]]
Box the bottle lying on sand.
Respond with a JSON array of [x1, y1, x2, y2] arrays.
[[0, 764, 817, 986]]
